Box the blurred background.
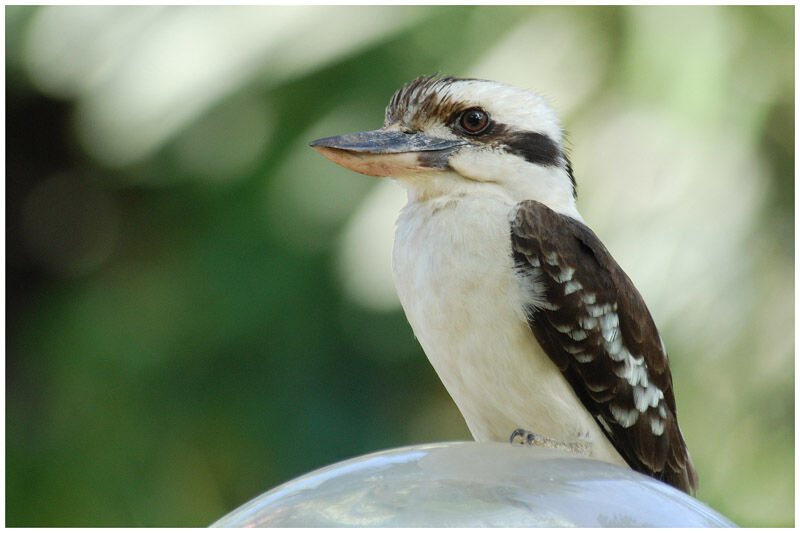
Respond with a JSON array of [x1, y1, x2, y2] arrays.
[[5, 5, 793, 527]]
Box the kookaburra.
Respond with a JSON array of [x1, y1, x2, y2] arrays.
[[310, 75, 698, 494]]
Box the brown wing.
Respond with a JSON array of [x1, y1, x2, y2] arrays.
[[510, 199, 698, 494]]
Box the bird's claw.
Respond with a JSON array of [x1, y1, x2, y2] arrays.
[[510, 428, 538, 445], [509, 427, 591, 455]]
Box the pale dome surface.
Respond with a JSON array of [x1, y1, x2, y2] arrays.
[[210, 442, 735, 527]]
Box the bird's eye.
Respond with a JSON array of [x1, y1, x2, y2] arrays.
[[459, 108, 490, 134]]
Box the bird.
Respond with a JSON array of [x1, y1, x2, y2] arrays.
[[310, 75, 699, 495]]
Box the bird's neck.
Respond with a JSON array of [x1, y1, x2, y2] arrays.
[[395, 167, 583, 222]]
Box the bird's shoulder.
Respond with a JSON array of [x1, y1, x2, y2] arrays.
[[509, 199, 698, 494]]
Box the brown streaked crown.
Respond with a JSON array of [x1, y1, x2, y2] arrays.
[[385, 75, 480, 129]]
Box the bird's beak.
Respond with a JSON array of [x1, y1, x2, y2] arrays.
[[309, 129, 467, 177]]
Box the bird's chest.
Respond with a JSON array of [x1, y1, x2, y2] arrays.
[[393, 197, 526, 348], [393, 196, 562, 439]]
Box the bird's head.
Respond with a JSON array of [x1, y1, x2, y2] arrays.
[[311, 75, 579, 217]]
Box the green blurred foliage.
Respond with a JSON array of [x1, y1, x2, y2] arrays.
[[5, 5, 794, 527]]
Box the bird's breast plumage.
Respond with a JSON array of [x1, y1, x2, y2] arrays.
[[392, 192, 626, 466]]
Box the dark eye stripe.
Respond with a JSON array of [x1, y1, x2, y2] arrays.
[[468, 121, 562, 167], [469, 121, 577, 197], [503, 131, 562, 167]]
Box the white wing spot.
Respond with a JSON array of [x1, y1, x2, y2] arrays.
[[574, 351, 595, 363], [599, 312, 619, 332], [633, 382, 663, 412], [650, 417, 665, 436], [579, 316, 598, 330], [632, 364, 649, 388], [586, 304, 602, 317], [604, 336, 625, 360], [658, 405, 667, 418], [544, 251, 559, 266], [581, 292, 597, 304], [568, 329, 588, 341], [529, 257, 541, 268], [554, 267, 575, 283], [586, 303, 612, 318], [615, 355, 649, 388], [610, 404, 639, 428], [564, 280, 582, 295], [650, 384, 664, 406], [554, 323, 573, 334]]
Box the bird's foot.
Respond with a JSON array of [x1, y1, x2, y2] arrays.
[[509, 428, 591, 455]]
